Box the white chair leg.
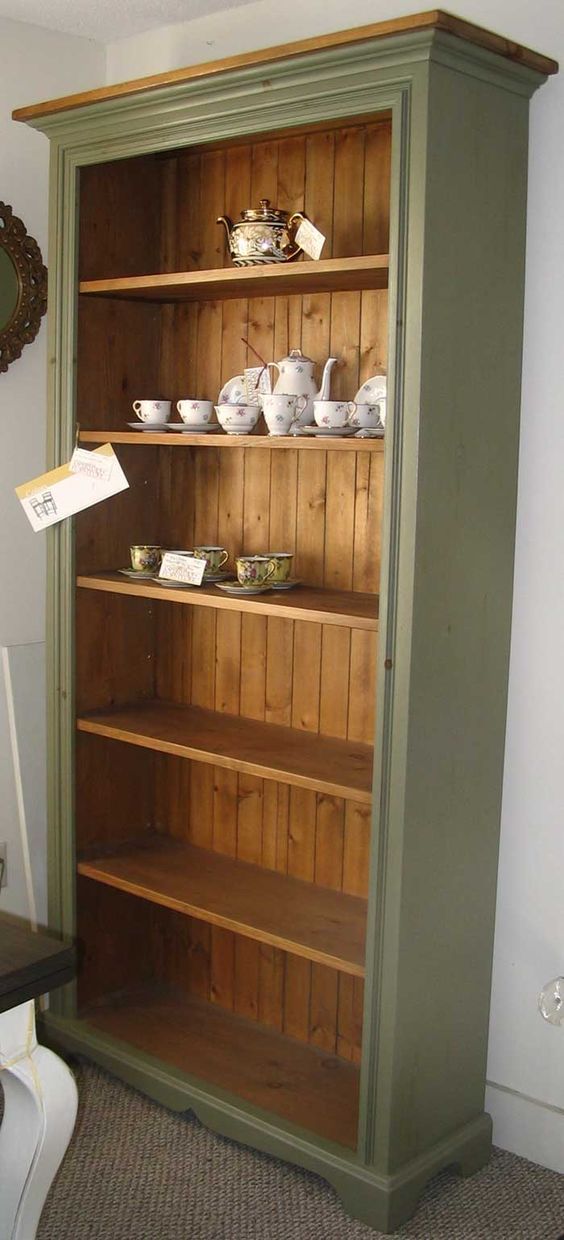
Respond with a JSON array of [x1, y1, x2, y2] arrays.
[[0, 1000, 78, 1240]]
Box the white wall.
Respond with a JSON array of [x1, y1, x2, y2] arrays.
[[0, 18, 105, 922], [107, 0, 564, 1172]]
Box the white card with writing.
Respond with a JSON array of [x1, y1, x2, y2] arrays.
[[295, 219, 326, 261], [69, 446, 116, 484], [16, 443, 129, 533], [159, 552, 206, 586]]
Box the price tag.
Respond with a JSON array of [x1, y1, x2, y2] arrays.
[[295, 219, 326, 261], [16, 444, 129, 533], [159, 553, 206, 586], [69, 446, 115, 483]]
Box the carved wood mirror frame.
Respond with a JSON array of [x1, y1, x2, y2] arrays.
[[0, 202, 47, 373]]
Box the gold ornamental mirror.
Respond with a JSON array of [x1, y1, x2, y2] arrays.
[[0, 202, 47, 373]]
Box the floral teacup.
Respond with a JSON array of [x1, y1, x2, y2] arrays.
[[262, 393, 307, 436], [130, 545, 161, 572], [267, 552, 294, 582], [215, 403, 261, 435], [193, 546, 229, 575], [132, 400, 171, 424], [313, 400, 356, 428], [176, 399, 215, 424], [347, 402, 382, 429], [235, 555, 276, 586]]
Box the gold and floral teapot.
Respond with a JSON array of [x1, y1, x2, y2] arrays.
[[217, 199, 307, 267]]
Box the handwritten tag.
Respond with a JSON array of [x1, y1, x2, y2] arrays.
[[16, 444, 129, 533], [159, 553, 206, 586], [69, 446, 115, 484], [295, 219, 326, 261]]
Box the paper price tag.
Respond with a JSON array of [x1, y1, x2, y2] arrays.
[[16, 444, 129, 533], [295, 219, 326, 261], [69, 446, 115, 484], [159, 553, 206, 586]]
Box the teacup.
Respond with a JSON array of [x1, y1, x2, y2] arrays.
[[235, 555, 276, 587], [262, 394, 307, 436], [193, 546, 229, 575], [132, 400, 171, 425], [176, 399, 215, 425], [313, 400, 356, 428], [215, 404, 261, 435], [347, 402, 382, 429], [130, 545, 161, 572], [268, 552, 294, 582]]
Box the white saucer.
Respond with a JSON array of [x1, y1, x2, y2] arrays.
[[151, 576, 195, 589], [354, 428, 385, 438], [202, 570, 233, 584], [215, 581, 272, 596], [218, 375, 247, 405], [166, 423, 219, 433], [118, 567, 156, 579], [354, 374, 387, 425], [127, 422, 171, 432], [270, 578, 302, 590], [300, 426, 357, 438]]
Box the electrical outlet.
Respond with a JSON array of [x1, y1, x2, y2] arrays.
[[0, 843, 7, 889]]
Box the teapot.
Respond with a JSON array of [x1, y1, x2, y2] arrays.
[[217, 200, 307, 267], [270, 349, 338, 427]]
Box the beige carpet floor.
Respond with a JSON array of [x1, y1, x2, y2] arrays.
[[36, 1059, 564, 1240]]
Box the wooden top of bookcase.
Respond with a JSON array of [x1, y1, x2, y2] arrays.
[[13, 12, 557, 124]]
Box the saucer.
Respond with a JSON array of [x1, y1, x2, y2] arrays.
[[300, 426, 357, 438], [218, 375, 247, 405], [166, 422, 219, 433], [151, 576, 195, 589], [354, 374, 387, 425], [127, 422, 171, 433], [354, 428, 385, 438], [270, 578, 302, 590], [118, 567, 157, 579], [202, 570, 233, 584], [215, 581, 272, 596]]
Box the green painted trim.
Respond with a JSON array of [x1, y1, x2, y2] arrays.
[[24, 28, 543, 148], [37, 20, 547, 1227], [40, 1009, 492, 1233]]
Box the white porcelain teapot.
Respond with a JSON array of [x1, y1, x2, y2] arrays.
[[269, 349, 338, 427]]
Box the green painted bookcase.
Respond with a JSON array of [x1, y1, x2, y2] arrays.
[[15, 12, 556, 1231]]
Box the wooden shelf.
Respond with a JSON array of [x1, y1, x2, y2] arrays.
[[79, 255, 388, 302], [78, 837, 366, 976], [77, 701, 373, 803], [83, 985, 359, 1147], [77, 573, 379, 631], [79, 430, 385, 451]]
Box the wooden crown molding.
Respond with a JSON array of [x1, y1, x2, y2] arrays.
[[13, 10, 557, 124]]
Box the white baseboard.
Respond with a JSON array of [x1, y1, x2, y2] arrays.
[[486, 1081, 564, 1174]]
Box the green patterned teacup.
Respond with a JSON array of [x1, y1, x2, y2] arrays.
[[235, 555, 276, 586], [193, 546, 229, 575], [130, 545, 161, 572], [267, 552, 294, 583]]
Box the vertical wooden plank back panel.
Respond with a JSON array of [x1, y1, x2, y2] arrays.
[[78, 115, 390, 1061], [75, 591, 155, 714], [76, 733, 155, 854]]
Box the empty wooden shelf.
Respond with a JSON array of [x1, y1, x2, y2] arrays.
[[81, 985, 360, 1148], [77, 701, 374, 802], [78, 837, 367, 975], [20, 13, 555, 1233]]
